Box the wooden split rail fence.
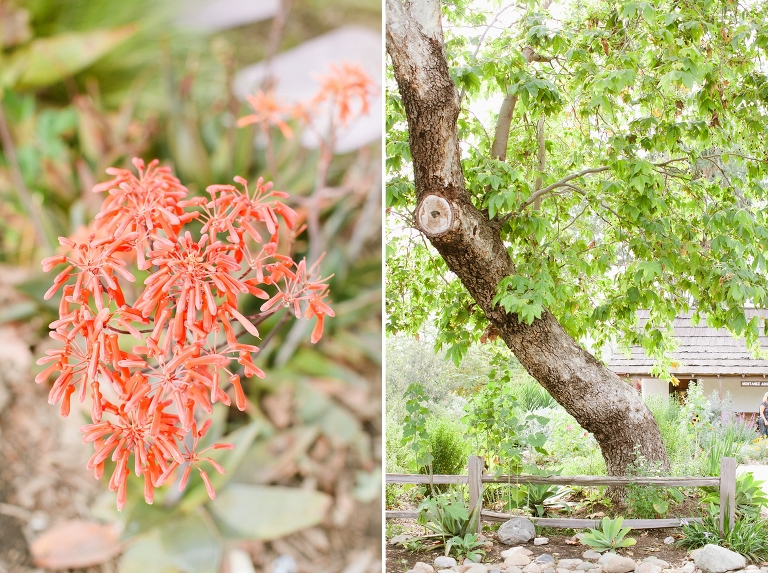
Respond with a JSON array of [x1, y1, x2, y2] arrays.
[[386, 456, 738, 534]]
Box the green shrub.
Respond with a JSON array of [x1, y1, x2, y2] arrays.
[[740, 436, 768, 463], [509, 378, 557, 412], [645, 395, 699, 475], [678, 508, 768, 562], [625, 448, 684, 518], [425, 417, 468, 476], [544, 407, 606, 475], [701, 425, 740, 476]]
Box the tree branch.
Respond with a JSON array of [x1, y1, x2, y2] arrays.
[[505, 156, 690, 222], [490, 94, 518, 161], [532, 116, 546, 211], [509, 166, 609, 218]]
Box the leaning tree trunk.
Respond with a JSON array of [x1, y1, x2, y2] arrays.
[[386, 0, 670, 476]]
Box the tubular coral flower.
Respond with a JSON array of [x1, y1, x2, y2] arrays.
[[201, 176, 298, 248], [156, 419, 234, 500], [81, 396, 185, 509], [312, 61, 376, 126], [43, 233, 138, 307], [38, 157, 333, 511], [236, 90, 293, 138], [261, 257, 335, 343], [92, 158, 193, 270], [134, 233, 257, 353]]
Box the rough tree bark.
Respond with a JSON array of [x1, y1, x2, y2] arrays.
[[386, 0, 670, 476]]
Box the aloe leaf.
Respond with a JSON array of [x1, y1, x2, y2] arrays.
[[207, 483, 331, 540], [8, 25, 137, 89]]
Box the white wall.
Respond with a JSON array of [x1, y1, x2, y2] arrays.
[[641, 378, 669, 399], [699, 377, 767, 414], [640, 376, 768, 414]]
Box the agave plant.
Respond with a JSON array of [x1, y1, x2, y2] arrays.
[[580, 517, 637, 553]]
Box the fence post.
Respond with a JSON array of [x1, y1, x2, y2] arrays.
[[719, 456, 737, 534], [468, 455, 484, 534]]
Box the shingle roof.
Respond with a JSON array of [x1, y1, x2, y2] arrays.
[[608, 309, 768, 377]]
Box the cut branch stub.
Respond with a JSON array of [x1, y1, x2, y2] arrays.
[[417, 194, 453, 235]]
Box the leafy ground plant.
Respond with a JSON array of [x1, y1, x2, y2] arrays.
[[625, 448, 684, 518], [701, 472, 768, 519], [404, 490, 479, 555], [580, 517, 637, 553], [446, 532, 486, 562], [678, 508, 768, 562]]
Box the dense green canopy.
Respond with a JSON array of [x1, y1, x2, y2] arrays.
[[387, 0, 768, 375]]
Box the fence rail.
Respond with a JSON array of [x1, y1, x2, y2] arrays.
[[386, 455, 736, 534], [385, 509, 704, 529]]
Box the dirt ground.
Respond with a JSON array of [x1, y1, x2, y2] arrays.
[[0, 267, 382, 573], [385, 524, 695, 573]]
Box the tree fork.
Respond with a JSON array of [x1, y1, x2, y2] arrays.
[[387, 0, 670, 476]]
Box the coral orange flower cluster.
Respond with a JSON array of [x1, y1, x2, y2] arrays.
[[37, 159, 333, 510], [236, 61, 376, 133]]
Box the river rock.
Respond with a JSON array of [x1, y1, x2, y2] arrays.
[[535, 538, 550, 546], [559, 561, 584, 571], [522, 564, 542, 573], [502, 548, 534, 558], [536, 555, 556, 565], [681, 564, 695, 573], [415, 563, 435, 573], [584, 552, 603, 561], [505, 555, 531, 567], [598, 553, 636, 573], [694, 545, 746, 573], [635, 563, 660, 573], [559, 569, 574, 573], [578, 563, 597, 570], [498, 518, 536, 545], [465, 566, 488, 573], [435, 557, 458, 569], [506, 567, 523, 573], [642, 560, 670, 569]]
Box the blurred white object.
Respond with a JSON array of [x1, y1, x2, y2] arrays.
[[271, 555, 297, 573], [233, 26, 382, 154], [227, 549, 257, 573], [176, 0, 280, 32]]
